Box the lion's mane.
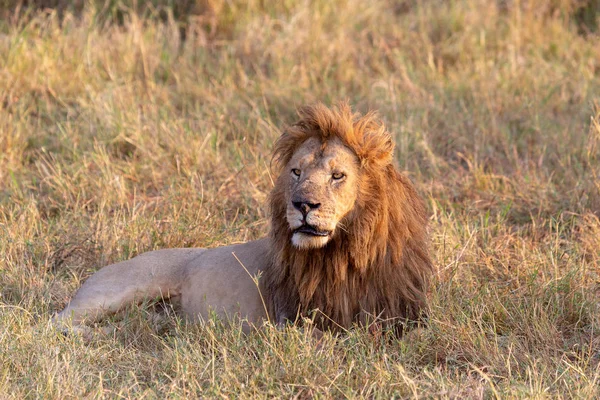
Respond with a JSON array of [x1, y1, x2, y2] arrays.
[[263, 103, 433, 333]]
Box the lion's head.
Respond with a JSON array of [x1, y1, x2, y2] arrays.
[[263, 102, 433, 334]]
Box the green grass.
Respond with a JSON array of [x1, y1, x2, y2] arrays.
[[1, 0, 599, 397]]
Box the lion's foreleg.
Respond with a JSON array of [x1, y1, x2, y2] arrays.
[[270, 287, 301, 328]]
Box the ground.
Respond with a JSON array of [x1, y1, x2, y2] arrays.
[[0, 0, 599, 398]]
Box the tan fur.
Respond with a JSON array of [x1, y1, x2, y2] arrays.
[[53, 102, 432, 336]]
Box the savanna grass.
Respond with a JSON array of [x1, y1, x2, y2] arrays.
[[1, 0, 599, 397]]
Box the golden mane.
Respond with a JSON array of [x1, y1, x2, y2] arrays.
[[262, 103, 433, 333]]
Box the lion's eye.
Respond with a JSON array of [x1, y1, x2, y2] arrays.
[[291, 168, 301, 177], [332, 172, 345, 180]]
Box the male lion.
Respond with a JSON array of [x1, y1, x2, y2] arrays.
[[54, 102, 433, 335]]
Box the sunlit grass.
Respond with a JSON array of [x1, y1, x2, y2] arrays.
[[1, 0, 599, 397]]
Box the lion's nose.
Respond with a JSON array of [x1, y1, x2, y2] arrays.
[[292, 201, 321, 215]]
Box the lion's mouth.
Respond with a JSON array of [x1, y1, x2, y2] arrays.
[[294, 225, 330, 237]]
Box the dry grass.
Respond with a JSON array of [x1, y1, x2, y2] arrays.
[[1, 0, 599, 398]]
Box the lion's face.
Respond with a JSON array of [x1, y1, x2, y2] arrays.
[[284, 137, 360, 249]]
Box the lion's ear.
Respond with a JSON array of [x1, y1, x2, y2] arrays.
[[356, 126, 395, 169], [271, 126, 308, 170]]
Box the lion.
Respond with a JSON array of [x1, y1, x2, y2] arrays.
[[53, 102, 433, 335]]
